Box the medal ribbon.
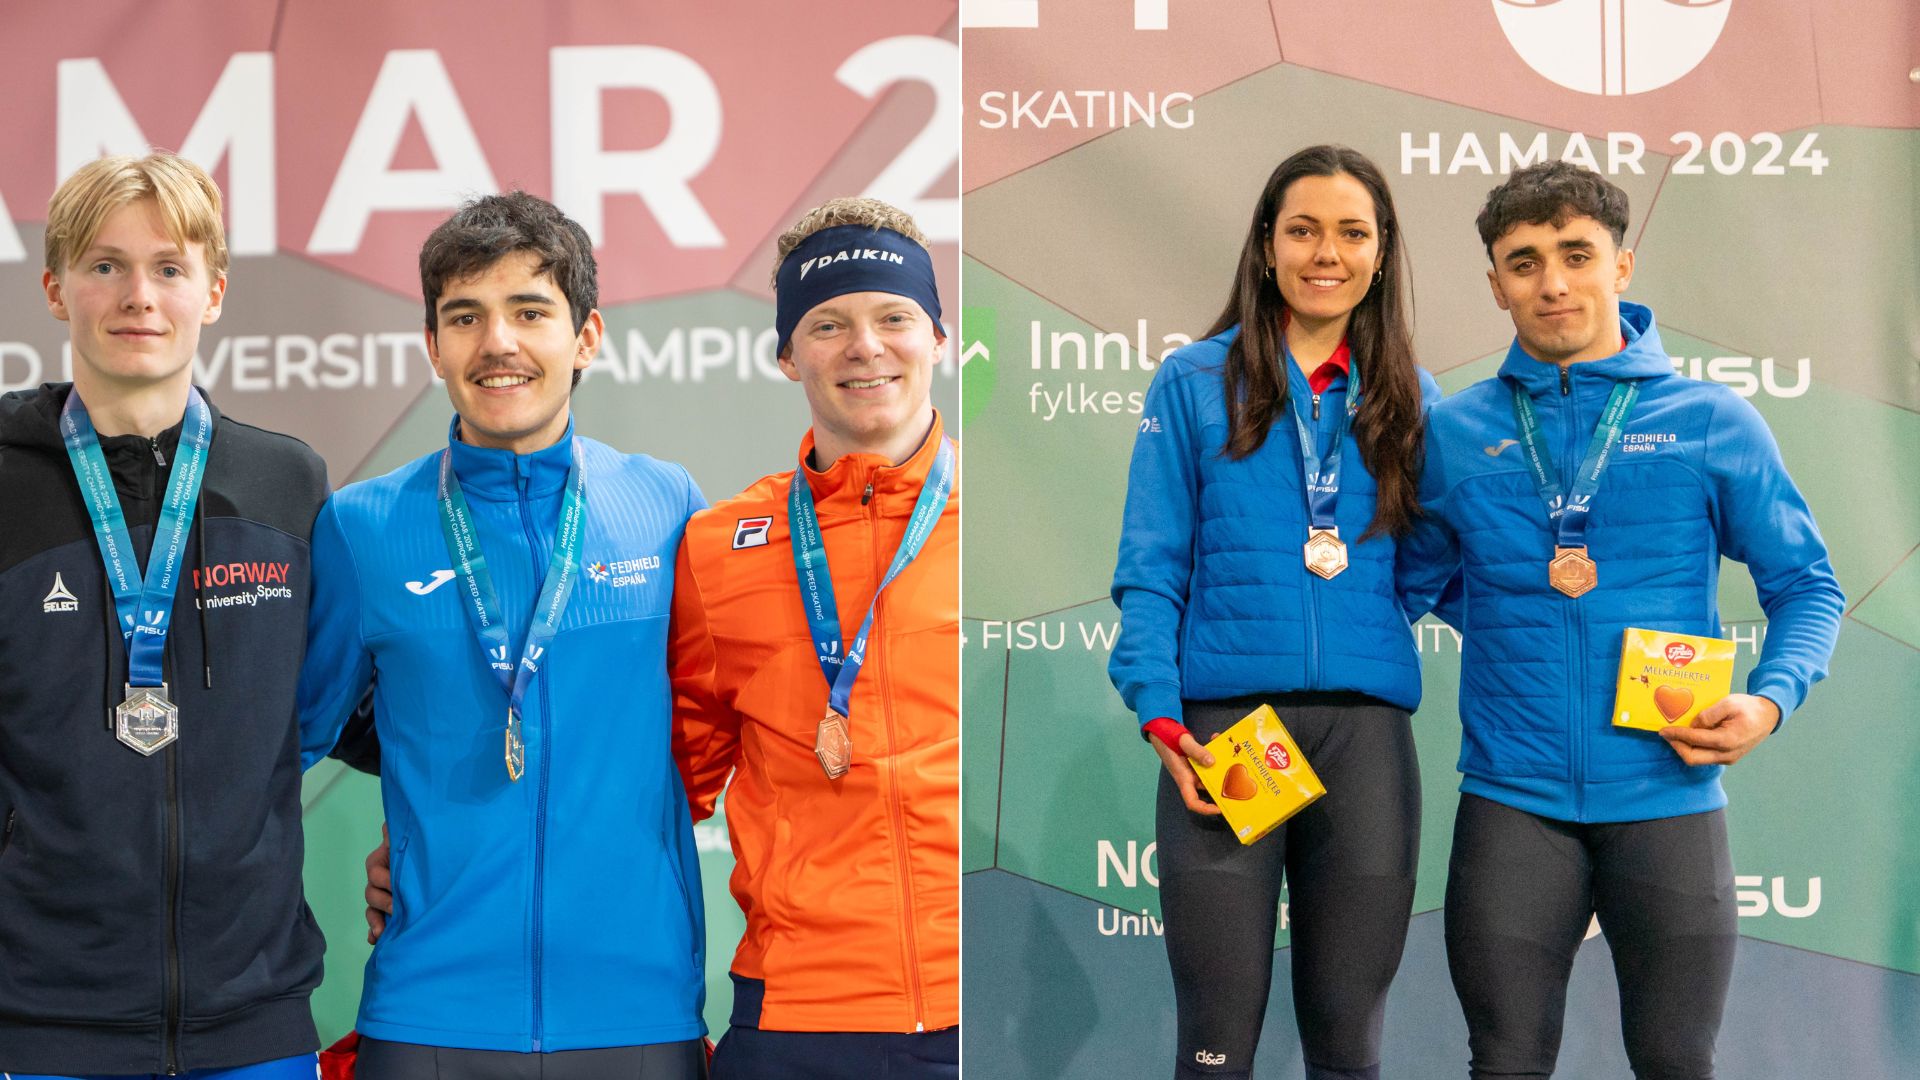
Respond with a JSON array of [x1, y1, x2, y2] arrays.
[[61, 388, 213, 688], [435, 438, 587, 725], [1509, 378, 1639, 549], [1283, 341, 1359, 531], [790, 438, 955, 720]]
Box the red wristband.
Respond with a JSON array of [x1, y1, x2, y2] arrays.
[[1142, 717, 1192, 750]]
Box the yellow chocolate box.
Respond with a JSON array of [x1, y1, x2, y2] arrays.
[[1613, 627, 1736, 732], [1190, 705, 1326, 845]]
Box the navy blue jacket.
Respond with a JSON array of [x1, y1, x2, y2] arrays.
[[1110, 327, 1441, 726], [0, 384, 326, 1076], [1398, 303, 1844, 822]]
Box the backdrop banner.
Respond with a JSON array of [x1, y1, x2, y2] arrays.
[[1, 0, 958, 1042], [959, 2, 1917, 1076]]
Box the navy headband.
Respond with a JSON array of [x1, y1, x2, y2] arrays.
[[775, 224, 942, 352]]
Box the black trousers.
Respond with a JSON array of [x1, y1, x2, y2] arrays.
[[708, 1026, 957, 1080], [354, 1036, 705, 1080], [1158, 693, 1421, 1080], [1444, 793, 1738, 1080]]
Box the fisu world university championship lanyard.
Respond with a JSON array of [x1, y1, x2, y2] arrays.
[[436, 438, 587, 782], [1509, 378, 1639, 598], [61, 387, 213, 755], [1283, 340, 1359, 580], [789, 438, 954, 780]]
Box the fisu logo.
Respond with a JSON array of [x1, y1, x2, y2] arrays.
[[1492, 0, 1731, 96]]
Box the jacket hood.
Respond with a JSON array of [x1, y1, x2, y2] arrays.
[[1497, 301, 1672, 396], [0, 382, 75, 453], [0, 381, 219, 459]]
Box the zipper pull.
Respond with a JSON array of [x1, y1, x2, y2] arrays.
[[1311, 392, 1321, 421], [861, 482, 874, 506], [151, 438, 168, 468], [2, 809, 16, 852], [1559, 365, 1572, 396]]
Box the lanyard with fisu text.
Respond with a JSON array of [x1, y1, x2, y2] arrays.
[[1509, 378, 1638, 598], [435, 438, 587, 781], [63, 388, 213, 755], [1284, 341, 1358, 580], [789, 438, 954, 779]]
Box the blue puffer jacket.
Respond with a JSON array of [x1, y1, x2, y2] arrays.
[[298, 420, 707, 1051], [1110, 326, 1441, 727], [1399, 303, 1844, 823]]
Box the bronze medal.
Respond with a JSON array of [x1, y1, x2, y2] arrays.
[[1303, 528, 1348, 580], [815, 708, 852, 780], [1549, 546, 1597, 598]]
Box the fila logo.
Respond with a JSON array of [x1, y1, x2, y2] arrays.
[[797, 248, 905, 280], [42, 572, 78, 613], [488, 644, 512, 672], [1493, 0, 1731, 97], [733, 517, 773, 549], [406, 570, 457, 595], [1484, 438, 1519, 457]]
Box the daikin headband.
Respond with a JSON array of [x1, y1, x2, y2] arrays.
[[774, 224, 942, 353]]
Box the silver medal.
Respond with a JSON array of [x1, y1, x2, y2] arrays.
[[116, 683, 178, 755]]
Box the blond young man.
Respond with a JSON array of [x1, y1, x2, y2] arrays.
[[0, 154, 328, 1079], [669, 197, 959, 1079]]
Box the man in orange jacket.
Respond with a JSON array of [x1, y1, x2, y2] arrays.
[[671, 196, 958, 1079]]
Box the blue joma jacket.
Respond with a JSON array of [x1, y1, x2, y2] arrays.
[[1110, 326, 1442, 727], [1398, 303, 1844, 823], [298, 421, 708, 1051]]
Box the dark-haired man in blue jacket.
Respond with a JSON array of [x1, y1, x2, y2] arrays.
[[1399, 161, 1843, 1080], [297, 192, 707, 1080]]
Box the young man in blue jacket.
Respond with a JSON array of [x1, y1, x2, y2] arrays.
[[296, 192, 708, 1079], [1398, 161, 1844, 1079]]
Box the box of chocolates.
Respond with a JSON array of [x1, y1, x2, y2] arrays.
[[1613, 627, 1737, 732], [1190, 705, 1325, 845]]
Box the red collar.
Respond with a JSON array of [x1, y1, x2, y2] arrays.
[[1280, 310, 1353, 395], [1307, 339, 1352, 396]]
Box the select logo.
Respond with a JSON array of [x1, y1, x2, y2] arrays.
[[42, 572, 78, 613], [1493, 0, 1731, 97]]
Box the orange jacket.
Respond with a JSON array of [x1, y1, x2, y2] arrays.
[[670, 414, 958, 1034]]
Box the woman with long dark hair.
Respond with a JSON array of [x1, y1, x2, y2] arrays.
[[1109, 145, 1438, 1080]]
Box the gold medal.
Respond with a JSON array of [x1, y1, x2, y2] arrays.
[[815, 708, 852, 780], [1303, 528, 1348, 580], [505, 707, 526, 782], [1549, 546, 1597, 598]]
